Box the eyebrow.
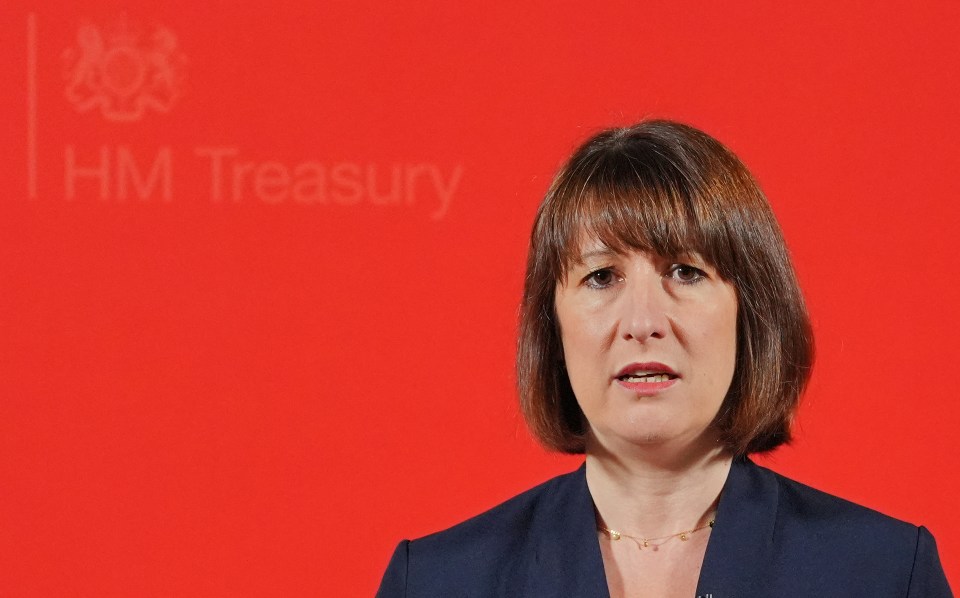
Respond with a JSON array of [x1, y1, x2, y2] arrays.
[[575, 247, 708, 266], [577, 247, 618, 262]]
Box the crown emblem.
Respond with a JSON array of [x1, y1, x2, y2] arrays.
[[63, 18, 186, 122]]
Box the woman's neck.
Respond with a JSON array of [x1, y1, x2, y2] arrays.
[[584, 432, 733, 539]]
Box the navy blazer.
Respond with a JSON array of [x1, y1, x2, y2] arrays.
[[376, 458, 952, 597]]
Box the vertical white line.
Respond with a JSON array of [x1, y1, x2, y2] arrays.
[[27, 13, 37, 199]]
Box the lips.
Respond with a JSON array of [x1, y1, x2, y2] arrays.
[[614, 362, 680, 394]]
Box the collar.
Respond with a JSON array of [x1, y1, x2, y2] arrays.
[[520, 457, 779, 597]]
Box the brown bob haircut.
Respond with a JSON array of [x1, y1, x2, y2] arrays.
[[517, 120, 814, 456]]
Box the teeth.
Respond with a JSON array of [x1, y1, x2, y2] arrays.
[[623, 374, 671, 383]]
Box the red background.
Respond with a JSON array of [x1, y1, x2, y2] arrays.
[[2, 2, 958, 595]]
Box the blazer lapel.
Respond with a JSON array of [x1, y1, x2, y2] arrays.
[[695, 457, 779, 598], [519, 463, 611, 598]]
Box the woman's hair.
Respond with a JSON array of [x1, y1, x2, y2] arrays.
[[517, 120, 814, 456]]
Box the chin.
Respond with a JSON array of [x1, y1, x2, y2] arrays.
[[631, 431, 686, 447], [638, 432, 670, 444], [605, 424, 717, 452], [602, 426, 680, 448]]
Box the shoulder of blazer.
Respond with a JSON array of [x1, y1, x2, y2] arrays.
[[763, 461, 920, 543], [409, 466, 580, 560], [723, 460, 953, 596], [397, 464, 605, 597]]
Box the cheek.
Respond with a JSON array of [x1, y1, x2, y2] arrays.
[[555, 318, 609, 403], [558, 312, 614, 377], [704, 302, 738, 387], [556, 296, 606, 352], [558, 325, 593, 379], [684, 296, 738, 385]]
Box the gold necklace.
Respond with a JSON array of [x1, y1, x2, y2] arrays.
[[598, 518, 715, 550]]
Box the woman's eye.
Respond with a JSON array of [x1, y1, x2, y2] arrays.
[[669, 264, 706, 284], [584, 268, 619, 289]]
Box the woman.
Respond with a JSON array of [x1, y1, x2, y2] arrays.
[[376, 120, 953, 597]]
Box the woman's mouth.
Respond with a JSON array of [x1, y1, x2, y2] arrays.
[[614, 363, 680, 394]]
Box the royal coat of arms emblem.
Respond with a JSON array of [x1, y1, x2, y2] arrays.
[[63, 20, 186, 122]]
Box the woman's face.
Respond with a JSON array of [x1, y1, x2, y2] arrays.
[[554, 240, 738, 453]]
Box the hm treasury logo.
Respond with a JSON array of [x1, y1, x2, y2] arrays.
[[25, 13, 462, 219]]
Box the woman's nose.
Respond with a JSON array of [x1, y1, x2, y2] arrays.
[[618, 278, 669, 342]]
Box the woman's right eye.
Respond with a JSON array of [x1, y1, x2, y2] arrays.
[[584, 268, 619, 289]]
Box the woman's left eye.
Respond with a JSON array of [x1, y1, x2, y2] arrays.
[[668, 264, 706, 284]]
